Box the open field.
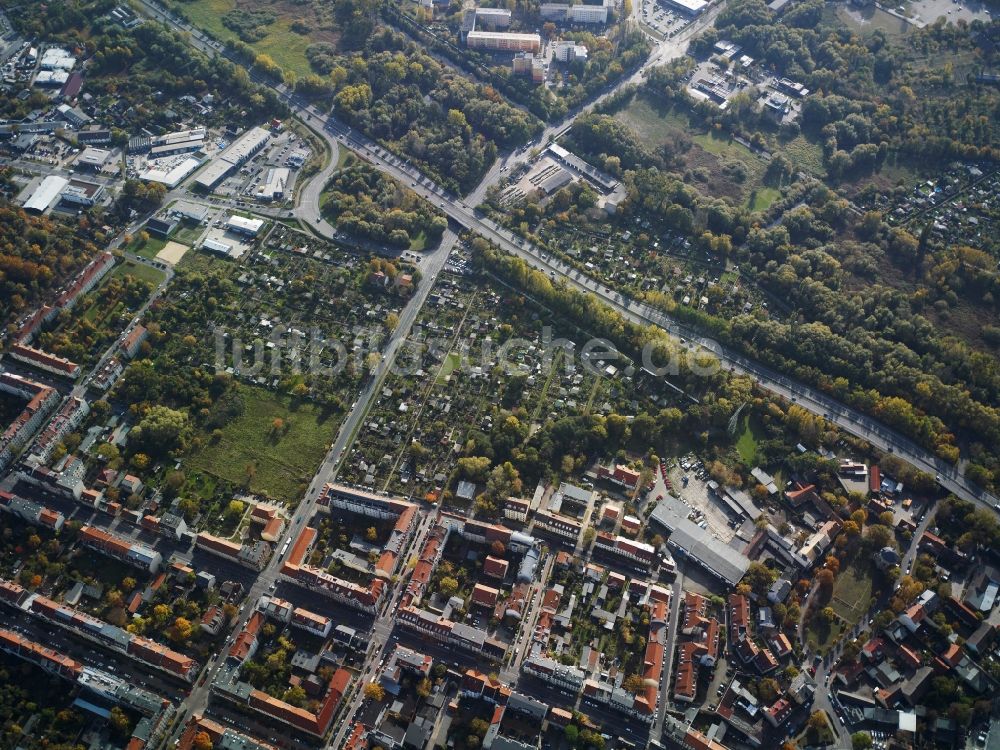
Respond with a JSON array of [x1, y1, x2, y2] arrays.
[[112, 258, 166, 286], [172, 220, 205, 245], [615, 96, 771, 203], [170, 0, 335, 78], [157, 241, 190, 265], [187, 385, 339, 503], [829, 3, 911, 36], [735, 414, 763, 465], [830, 561, 873, 623], [127, 234, 167, 260]]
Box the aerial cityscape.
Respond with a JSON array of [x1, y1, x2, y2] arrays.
[[0, 0, 998, 748]]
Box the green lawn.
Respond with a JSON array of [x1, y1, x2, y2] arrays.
[[172, 220, 205, 245], [113, 259, 166, 286], [188, 385, 340, 503], [830, 560, 874, 624], [409, 230, 428, 252], [127, 235, 167, 260], [735, 414, 763, 465], [436, 352, 462, 385], [746, 186, 782, 212]]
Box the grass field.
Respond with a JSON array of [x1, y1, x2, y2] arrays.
[[777, 134, 826, 177], [615, 96, 769, 203], [831, 558, 875, 623], [829, 3, 910, 36], [127, 235, 167, 260], [188, 385, 339, 503], [437, 352, 462, 385], [113, 259, 166, 287], [172, 220, 205, 245], [409, 230, 428, 252], [172, 0, 322, 78], [735, 414, 763, 465], [746, 186, 782, 212]]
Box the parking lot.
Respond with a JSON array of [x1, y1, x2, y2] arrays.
[[639, 0, 693, 37], [667, 457, 740, 544], [903, 0, 992, 25]]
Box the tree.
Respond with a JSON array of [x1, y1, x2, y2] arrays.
[[122, 577, 137, 592], [564, 725, 579, 745], [439, 576, 459, 598], [757, 677, 780, 703], [283, 685, 307, 707], [742, 561, 778, 597], [109, 706, 131, 736], [364, 682, 386, 702], [366, 526, 378, 542], [226, 500, 245, 519], [272, 417, 285, 433], [816, 568, 835, 594], [134, 405, 190, 455], [416, 677, 432, 698], [808, 711, 828, 731], [490, 540, 506, 556], [622, 674, 644, 694], [851, 732, 873, 750], [170, 617, 193, 642], [193, 731, 214, 750]]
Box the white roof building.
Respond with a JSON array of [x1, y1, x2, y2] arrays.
[[139, 157, 201, 189], [23, 176, 69, 213], [226, 215, 264, 236]]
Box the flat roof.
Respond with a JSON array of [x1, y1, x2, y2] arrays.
[[227, 215, 264, 233], [194, 158, 234, 189], [649, 495, 751, 586], [141, 157, 200, 188], [467, 30, 542, 41], [663, 0, 708, 11], [24, 176, 68, 212]]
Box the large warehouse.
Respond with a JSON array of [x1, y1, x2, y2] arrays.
[[22, 176, 69, 214], [648, 495, 751, 587], [660, 0, 708, 15], [194, 126, 271, 191]]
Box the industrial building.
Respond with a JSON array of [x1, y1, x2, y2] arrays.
[[648, 495, 751, 587], [76, 147, 113, 170], [22, 175, 68, 213], [60, 179, 105, 207], [194, 126, 271, 191], [226, 215, 265, 236], [139, 156, 201, 188], [255, 167, 289, 201], [660, 0, 707, 14]]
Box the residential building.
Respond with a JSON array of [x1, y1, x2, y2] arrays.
[[79, 525, 162, 573], [466, 31, 541, 53], [196, 533, 271, 571]]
